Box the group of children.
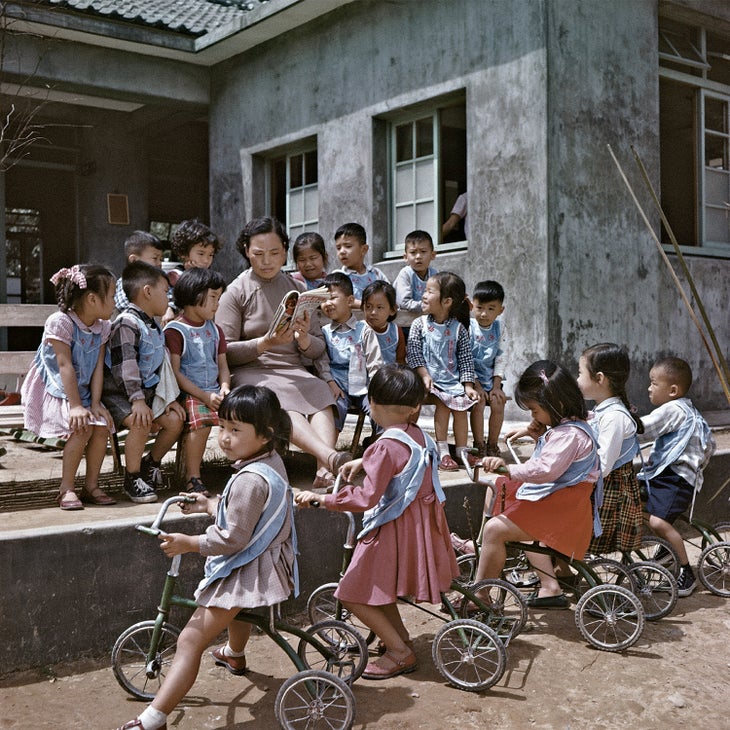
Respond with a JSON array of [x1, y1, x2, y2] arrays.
[[290, 223, 508, 474], [115, 348, 716, 730], [14, 218, 717, 729], [22, 220, 228, 508]]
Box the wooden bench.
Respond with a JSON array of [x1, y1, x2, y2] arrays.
[[0, 304, 57, 428], [0, 303, 125, 471]]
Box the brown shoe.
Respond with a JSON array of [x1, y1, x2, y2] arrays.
[[362, 650, 417, 680], [211, 646, 247, 675], [80, 487, 116, 505]]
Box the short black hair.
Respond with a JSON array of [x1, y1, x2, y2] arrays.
[[324, 271, 354, 297], [334, 222, 367, 244], [293, 232, 328, 267], [362, 280, 397, 321], [404, 230, 434, 249], [173, 267, 227, 309], [653, 356, 693, 395], [218, 384, 292, 455], [473, 280, 505, 304], [368, 364, 426, 408], [236, 217, 289, 262], [122, 260, 169, 302], [124, 231, 164, 258]]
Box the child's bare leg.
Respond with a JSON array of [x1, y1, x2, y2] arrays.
[[342, 601, 412, 658], [523, 550, 561, 597], [60, 429, 91, 500], [452, 410, 469, 450], [120, 421, 151, 473], [382, 603, 410, 644], [184, 426, 210, 481], [227, 619, 252, 654], [474, 515, 534, 582], [487, 395, 505, 448], [150, 605, 239, 715], [150, 411, 185, 462], [648, 514, 689, 564], [83, 426, 111, 492], [470, 396, 486, 446], [433, 400, 451, 443]]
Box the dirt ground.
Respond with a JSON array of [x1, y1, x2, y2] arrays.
[[1, 583, 728, 730]]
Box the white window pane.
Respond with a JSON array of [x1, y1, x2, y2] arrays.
[[289, 190, 304, 226], [396, 206, 414, 246], [395, 165, 414, 204], [705, 169, 730, 205], [416, 201, 435, 232], [289, 223, 305, 241], [705, 207, 730, 242], [304, 186, 319, 221], [415, 159, 435, 199]]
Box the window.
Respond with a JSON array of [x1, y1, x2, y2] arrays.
[[270, 147, 318, 245], [387, 101, 466, 254], [659, 18, 730, 252], [5, 207, 43, 303]]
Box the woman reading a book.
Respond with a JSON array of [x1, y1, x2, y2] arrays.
[[216, 217, 349, 484]]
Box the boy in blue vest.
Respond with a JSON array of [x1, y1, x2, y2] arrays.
[[315, 272, 384, 478], [468, 280, 508, 458], [639, 356, 715, 596], [103, 261, 186, 503], [334, 222, 389, 310]]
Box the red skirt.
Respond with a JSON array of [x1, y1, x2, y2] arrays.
[[493, 477, 595, 560]]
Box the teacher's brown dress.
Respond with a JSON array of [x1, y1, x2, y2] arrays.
[[215, 269, 335, 415]]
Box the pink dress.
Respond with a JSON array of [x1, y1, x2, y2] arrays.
[[325, 423, 459, 605], [21, 310, 111, 439]]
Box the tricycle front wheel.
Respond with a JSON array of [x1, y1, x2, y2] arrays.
[[112, 620, 180, 700]]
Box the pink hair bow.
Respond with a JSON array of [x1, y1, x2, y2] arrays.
[[538, 369, 550, 385], [50, 265, 87, 289]]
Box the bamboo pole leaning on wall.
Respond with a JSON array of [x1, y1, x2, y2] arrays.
[[607, 144, 730, 406]]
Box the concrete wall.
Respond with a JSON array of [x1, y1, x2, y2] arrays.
[[1, 482, 486, 672], [208, 0, 730, 415]]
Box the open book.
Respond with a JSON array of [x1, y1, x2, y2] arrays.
[[267, 285, 329, 337]]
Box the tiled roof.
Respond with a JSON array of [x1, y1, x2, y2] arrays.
[[41, 0, 267, 36]]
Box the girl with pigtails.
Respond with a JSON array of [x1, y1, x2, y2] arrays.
[[21, 264, 117, 510]]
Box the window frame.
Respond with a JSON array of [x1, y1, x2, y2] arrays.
[[659, 18, 730, 257], [266, 142, 319, 251], [382, 96, 467, 258]]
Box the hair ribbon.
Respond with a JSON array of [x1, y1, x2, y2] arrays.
[[539, 369, 550, 385], [50, 265, 87, 289]]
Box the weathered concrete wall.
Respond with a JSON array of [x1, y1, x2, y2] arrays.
[[210, 0, 553, 388]]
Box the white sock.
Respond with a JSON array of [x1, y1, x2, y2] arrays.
[[438, 441, 450, 458], [224, 642, 246, 658], [455, 446, 469, 459], [138, 706, 167, 730]]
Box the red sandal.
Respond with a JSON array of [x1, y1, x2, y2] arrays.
[[57, 489, 83, 510], [438, 454, 460, 471]]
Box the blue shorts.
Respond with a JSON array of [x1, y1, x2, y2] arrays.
[[643, 467, 693, 523], [334, 393, 370, 432]]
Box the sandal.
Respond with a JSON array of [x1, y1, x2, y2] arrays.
[[57, 489, 84, 510], [363, 650, 417, 680], [80, 487, 116, 505], [186, 477, 210, 496], [438, 454, 460, 472], [327, 450, 351, 475], [375, 638, 414, 656], [312, 473, 335, 490]]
